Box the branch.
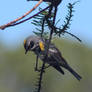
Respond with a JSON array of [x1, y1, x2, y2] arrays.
[[64, 31, 82, 42], [10, 6, 50, 27], [35, 62, 45, 92], [0, 0, 43, 30]]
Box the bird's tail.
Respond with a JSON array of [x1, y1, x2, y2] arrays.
[[65, 65, 82, 81]]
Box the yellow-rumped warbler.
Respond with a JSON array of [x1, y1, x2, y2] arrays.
[[24, 35, 82, 81]]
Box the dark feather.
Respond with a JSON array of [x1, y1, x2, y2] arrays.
[[52, 65, 64, 75], [65, 65, 82, 81]]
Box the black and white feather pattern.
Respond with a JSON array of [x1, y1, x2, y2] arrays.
[[24, 36, 82, 81]]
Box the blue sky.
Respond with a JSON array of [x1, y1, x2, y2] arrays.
[[0, 0, 92, 48]]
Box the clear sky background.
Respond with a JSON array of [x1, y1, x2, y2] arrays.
[[0, 0, 92, 48]]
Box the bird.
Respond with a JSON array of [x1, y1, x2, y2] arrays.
[[24, 35, 82, 81]]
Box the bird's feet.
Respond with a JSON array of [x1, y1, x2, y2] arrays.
[[34, 67, 45, 72]]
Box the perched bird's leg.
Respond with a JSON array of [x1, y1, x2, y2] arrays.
[[35, 55, 39, 71], [35, 54, 50, 72], [35, 65, 51, 72]]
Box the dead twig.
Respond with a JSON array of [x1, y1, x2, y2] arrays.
[[9, 6, 50, 27], [0, 0, 43, 30]]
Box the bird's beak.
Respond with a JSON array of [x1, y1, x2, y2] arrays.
[[25, 48, 29, 54], [25, 50, 28, 54]]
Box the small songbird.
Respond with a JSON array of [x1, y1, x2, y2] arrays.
[[24, 35, 82, 81]]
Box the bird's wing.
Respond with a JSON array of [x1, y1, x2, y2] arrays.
[[52, 64, 64, 74], [48, 44, 67, 65]]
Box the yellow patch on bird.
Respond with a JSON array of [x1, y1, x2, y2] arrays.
[[24, 40, 26, 45], [39, 41, 44, 51]]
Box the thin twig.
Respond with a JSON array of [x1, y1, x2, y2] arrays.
[[45, 6, 57, 52], [0, 0, 43, 30], [0, 6, 50, 29], [34, 9, 46, 92], [64, 31, 82, 42], [34, 5, 55, 92], [37, 62, 45, 92], [41, 17, 45, 37], [35, 55, 39, 71], [35, 15, 45, 72]]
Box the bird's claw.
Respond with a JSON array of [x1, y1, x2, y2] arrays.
[[34, 67, 45, 73]]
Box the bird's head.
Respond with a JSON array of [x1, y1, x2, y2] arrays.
[[24, 36, 45, 54]]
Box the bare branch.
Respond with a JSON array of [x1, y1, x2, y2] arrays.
[[9, 6, 50, 27], [0, 0, 43, 30]]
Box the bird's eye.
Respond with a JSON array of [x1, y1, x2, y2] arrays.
[[30, 41, 34, 48]]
